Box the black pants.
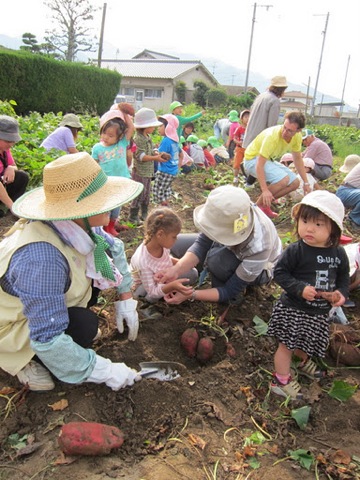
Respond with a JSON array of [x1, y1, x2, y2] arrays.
[[2, 170, 29, 202]]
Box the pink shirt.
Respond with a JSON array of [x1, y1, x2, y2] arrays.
[[130, 242, 174, 300], [0, 149, 15, 176]]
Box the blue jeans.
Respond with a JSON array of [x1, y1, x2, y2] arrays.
[[336, 185, 360, 226]]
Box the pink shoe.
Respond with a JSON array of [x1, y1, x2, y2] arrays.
[[258, 205, 279, 219]]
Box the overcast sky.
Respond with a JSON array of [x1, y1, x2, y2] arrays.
[[2, 0, 360, 109]]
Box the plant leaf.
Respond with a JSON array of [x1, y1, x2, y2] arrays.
[[328, 380, 358, 402], [291, 406, 311, 430], [252, 315, 268, 336], [289, 448, 314, 470]]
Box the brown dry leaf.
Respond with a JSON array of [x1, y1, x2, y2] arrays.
[[54, 451, 78, 465], [0, 386, 17, 395], [188, 433, 206, 450], [266, 443, 280, 455], [330, 449, 352, 465], [48, 399, 69, 411], [239, 386, 255, 403], [308, 381, 323, 403], [316, 452, 328, 465], [234, 451, 245, 462], [229, 462, 249, 473], [243, 445, 256, 457], [16, 442, 43, 458]]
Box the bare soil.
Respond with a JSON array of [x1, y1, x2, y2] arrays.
[[0, 167, 360, 480]]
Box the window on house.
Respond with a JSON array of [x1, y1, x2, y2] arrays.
[[144, 89, 162, 98], [123, 88, 135, 96]]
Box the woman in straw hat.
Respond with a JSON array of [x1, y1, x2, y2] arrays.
[[0, 152, 144, 392], [156, 185, 282, 305]]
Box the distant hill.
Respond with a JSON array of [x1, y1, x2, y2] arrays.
[[0, 34, 355, 112]]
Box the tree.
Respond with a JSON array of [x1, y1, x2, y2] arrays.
[[206, 88, 228, 108], [20, 33, 41, 53], [175, 81, 187, 104], [44, 0, 99, 62], [193, 80, 210, 108]]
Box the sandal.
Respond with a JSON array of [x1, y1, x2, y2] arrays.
[[271, 376, 303, 400], [298, 358, 326, 380]]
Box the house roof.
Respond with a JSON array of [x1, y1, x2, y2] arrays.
[[132, 49, 179, 60], [223, 85, 260, 97], [283, 90, 313, 100], [101, 59, 218, 85]]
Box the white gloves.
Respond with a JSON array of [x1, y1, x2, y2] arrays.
[[86, 355, 141, 391], [115, 298, 139, 341]]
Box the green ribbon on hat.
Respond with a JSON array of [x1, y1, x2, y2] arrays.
[[77, 170, 108, 202], [83, 218, 115, 281]]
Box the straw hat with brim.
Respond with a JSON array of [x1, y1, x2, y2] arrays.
[[12, 152, 143, 221], [291, 190, 344, 231], [193, 185, 254, 246], [60, 114, 83, 129], [270, 75, 287, 88], [339, 154, 360, 173]]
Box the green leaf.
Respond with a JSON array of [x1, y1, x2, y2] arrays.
[[244, 431, 267, 446], [291, 406, 311, 430], [252, 315, 268, 336], [288, 449, 314, 470], [328, 380, 358, 402], [248, 457, 261, 469]]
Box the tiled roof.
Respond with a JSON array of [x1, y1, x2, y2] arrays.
[[101, 59, 211, 80]]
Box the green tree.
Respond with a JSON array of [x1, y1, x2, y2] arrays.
[[206, 88, 228, 108], [175, 81, 187, 103], [44, 0, 99, 62], [20, 33, 41, 53], [193, 80, 210, 108]]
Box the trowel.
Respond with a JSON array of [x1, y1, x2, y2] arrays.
[[138, 361, 186, 381]]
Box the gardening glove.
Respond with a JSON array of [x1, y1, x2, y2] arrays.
[[115, 298, 139, 341], [86, 355, 141, 391]]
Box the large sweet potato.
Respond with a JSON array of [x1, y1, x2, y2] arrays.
[[58, 422, 124, 456], [196, 336, 214, 363], [180, 328, 199, 357]]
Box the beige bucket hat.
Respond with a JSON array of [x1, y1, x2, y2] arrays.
[[60, 113, 83, 129], [270, 76, 288, 88], [12, 152, 143, 221], [193, 185, 254, 246], [339, 154, 360, 173], [291, 190, 344, 231]]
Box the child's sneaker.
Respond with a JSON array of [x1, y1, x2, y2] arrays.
[[298, 358, 326, 380], [271, 376, 303, 400], [233, 177, 239, 186]]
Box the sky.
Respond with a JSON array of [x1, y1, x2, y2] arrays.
[[2, 0, 360, 109]]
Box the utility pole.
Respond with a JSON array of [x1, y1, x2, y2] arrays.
[[244, 3, 273, 94], [339, 54, 350, 124], [97, 3, 107, 68], [310, 12, 329, 116]]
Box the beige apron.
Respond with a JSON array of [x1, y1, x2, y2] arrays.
[[0, 220, 92, 375]]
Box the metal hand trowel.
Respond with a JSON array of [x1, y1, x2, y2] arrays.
[[139, 361, 186, 381]]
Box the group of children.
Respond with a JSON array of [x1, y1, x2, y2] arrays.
[[37, 104, 359, 403]]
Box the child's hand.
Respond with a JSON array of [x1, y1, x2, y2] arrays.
[[160, 152, 171, 161], [318, 290, 345, 306], [168, 279, 193, 296], [302, 285, 318, 301]]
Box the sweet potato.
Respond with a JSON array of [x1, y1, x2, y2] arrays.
[[180, 328, 199, 357], [196, 336, 214, 363], [118, 103, 135, 116], [226, 342, 236, 358], [58, 422, 124, 456]]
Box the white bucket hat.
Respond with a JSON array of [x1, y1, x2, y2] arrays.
[[12, 152, 143, 221], [303, 157, 315, 170], [339, 154, 360, 173], [291, 190, 344, 231], [193, 185, 254, 246], [134, 108, 162, 128]]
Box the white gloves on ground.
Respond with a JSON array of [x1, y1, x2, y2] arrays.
[[115, 298, 139, 341], [86, 355, 141, 391]]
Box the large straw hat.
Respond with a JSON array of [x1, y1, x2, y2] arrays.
[[270, 75, 287, 88], [12, 152, 143, 221], [339, 154, 360, 173], [193, 185, 254, 246], [291, 190, 344, 231]]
